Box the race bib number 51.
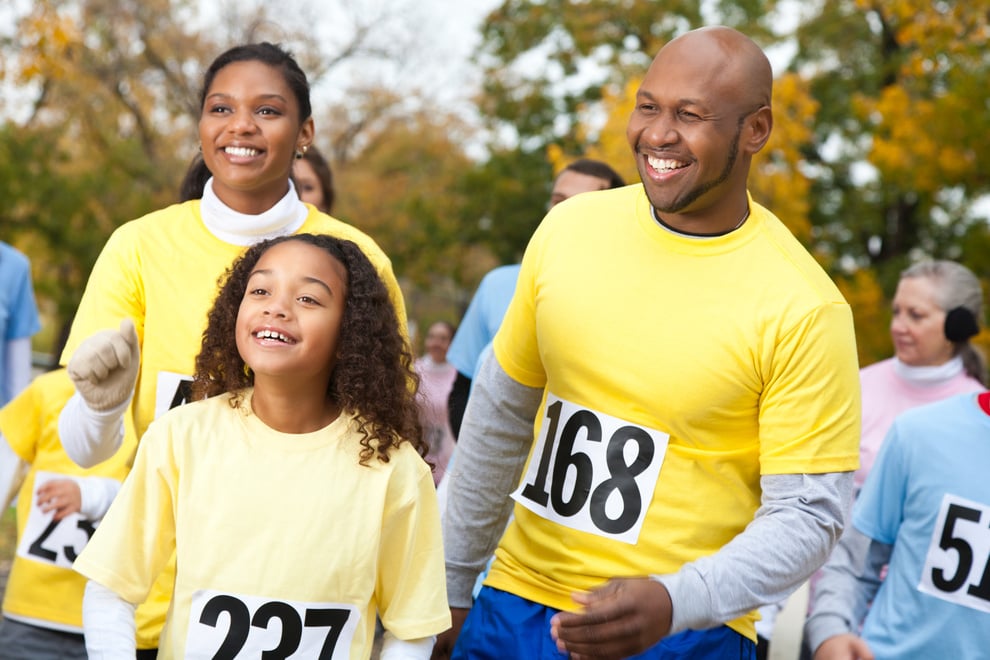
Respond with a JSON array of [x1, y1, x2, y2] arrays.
[[512, 394, 668, 544], [918, 493, 990, 613]]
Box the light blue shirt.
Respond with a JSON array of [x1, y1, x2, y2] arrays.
[[855, 392, 990, 659], [447, 264, 520, 379], [0, 241, 41, 405]]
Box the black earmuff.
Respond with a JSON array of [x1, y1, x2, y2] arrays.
[[944, 306, 980, 342]]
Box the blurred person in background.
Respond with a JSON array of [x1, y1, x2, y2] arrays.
[[799, 259, 985, 659], [293, 144, 335, 213], [0, 241, 41, 407], [415, 320, 457, 485], [445, 158, 627, 439]]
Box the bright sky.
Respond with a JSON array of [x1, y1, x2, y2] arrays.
[[0, 0, 502, 123]]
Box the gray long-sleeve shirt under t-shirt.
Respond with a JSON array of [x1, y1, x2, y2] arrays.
[[442, 352, 854, 634]]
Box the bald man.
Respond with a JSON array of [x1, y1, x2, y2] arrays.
[[435, 26, 860, 660]]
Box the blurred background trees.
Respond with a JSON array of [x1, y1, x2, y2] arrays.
[[2, 0, 989, 363]]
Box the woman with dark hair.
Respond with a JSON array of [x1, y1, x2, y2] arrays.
[[58, 42, 406, 656], [294, 144, 335, 213]]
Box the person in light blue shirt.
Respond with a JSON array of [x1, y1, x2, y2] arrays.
[[445, 159, 626, 438], [805, 391, 990, 659], [0, 241, 41, 406]]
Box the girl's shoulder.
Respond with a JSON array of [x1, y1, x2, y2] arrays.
[[150, 393, 242, 434]]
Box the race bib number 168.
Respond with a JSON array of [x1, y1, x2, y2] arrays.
[[512, 394, 668, 544]]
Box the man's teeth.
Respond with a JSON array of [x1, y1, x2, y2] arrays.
[[648, 156, 686, 172], [225, 146, 260, 157], [256, 329, 291, 342]]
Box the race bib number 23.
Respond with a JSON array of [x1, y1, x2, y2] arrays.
[[512, 394, 668, 544]]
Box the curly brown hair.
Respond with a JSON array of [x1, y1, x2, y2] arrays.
[[192, 234, 425, 464]]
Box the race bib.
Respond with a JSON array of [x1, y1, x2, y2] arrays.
[[15, 471, 97, 568], [155, 370, 195, 419], [512, 393, 668, 544], [187, 590, 359, 660], [918, 493, 990, 613]]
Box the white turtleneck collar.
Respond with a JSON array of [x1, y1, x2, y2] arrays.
[[893, 355, 965, 385], [200, 177, 309, 246]]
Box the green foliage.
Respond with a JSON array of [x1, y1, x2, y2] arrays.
[[452, 149, 554, 266], [471, 0, 990, 362], [4, 0, 990, 353]]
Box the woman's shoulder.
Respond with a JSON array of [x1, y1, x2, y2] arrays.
[[150, 392, 240, 433], [106, 201, 202, 244], [299, 211, 389, 259]]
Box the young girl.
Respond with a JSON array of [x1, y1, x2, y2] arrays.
[[58, 42, 407, 653], [74, 234, 449, 659]]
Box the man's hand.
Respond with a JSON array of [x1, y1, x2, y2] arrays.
[[813, 633, 875, 660], [67, 318, 140, 412], [550, 578, 672, 660], [37, 478, 82, 521], [430, 607, 469, 660]]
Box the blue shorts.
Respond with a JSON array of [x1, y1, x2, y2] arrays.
[[452, 586, 756, 660]]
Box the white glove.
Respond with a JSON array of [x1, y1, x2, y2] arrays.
[[67, 319, 140, 412]]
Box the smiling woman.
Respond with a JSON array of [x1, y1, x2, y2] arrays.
[[54, 41, 409, 658]]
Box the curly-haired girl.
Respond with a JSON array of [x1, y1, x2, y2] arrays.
[[74, 234, 450, 659]]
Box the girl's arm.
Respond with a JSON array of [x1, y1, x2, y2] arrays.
[[83, 579, 137, 658], [0, 432, 29, 511], [76, 476, 123, 519], [380, 631, 435, 660]]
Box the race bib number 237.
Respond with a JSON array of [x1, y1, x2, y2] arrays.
[[186, 590, 359, 660], [512, 394, 668, 544]]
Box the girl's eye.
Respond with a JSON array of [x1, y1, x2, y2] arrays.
[[249, 288, 268, 296], [258, 107, 282, 116], [298, 295, 321, 305], [208, 104, 231, 114]]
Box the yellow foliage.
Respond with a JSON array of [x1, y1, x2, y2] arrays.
[[12, 4, 82, 83], [577, 79, 641, 184], [836, 269, 892, 367], [750, 72, 818, 243]]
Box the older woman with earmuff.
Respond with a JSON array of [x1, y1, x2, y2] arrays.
[[855, 259, 985, 489]]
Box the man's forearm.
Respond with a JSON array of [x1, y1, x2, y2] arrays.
[[443, 354, 542, 607], [658, 471, 854, 633]]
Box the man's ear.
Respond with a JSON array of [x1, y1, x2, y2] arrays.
[[744, 106, 773, 155]]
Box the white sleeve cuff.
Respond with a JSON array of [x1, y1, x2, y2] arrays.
[[379, 631, 435, 660], [83, 580, 137, 659], [58, 392, 128, 468], [76, 476, 123, 519]]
